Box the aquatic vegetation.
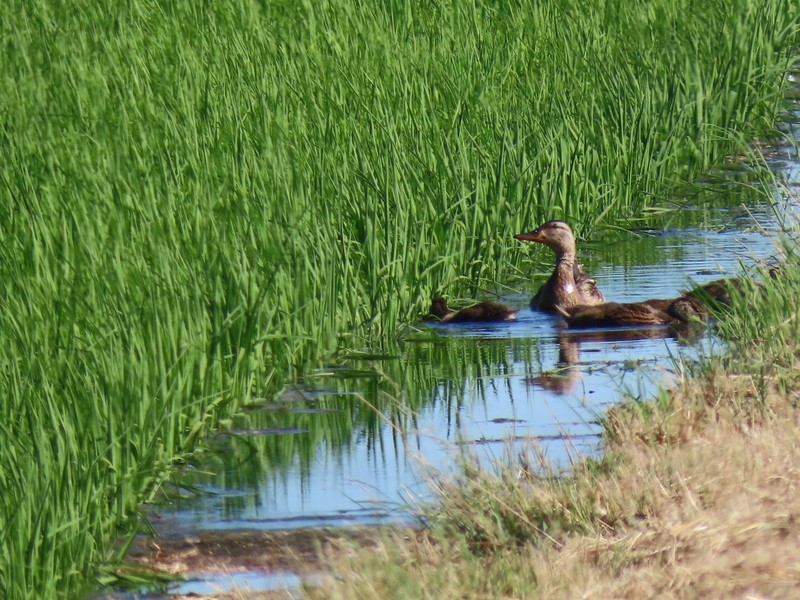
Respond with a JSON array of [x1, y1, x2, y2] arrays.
[[0, 0, 798, 596]]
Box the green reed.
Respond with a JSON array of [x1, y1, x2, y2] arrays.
[[1, 0, 798, 596], [716, 233, 800, 360]]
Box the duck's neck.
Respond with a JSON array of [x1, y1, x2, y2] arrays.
[[555, 251, 576, 275], [554, 251, 577, 292]]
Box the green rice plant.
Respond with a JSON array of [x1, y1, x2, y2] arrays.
[[1, 0, 799, 596]]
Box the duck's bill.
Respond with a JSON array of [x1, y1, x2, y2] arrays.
[[514, 230, 542, 242]]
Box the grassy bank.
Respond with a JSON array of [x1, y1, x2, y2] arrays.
[[311, 252, 800, 598], [1, 0, 799, 597]]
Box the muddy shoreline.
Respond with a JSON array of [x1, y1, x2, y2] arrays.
[[124, 524, 403, 598]]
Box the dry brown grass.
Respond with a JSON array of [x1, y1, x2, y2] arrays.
[[310, 361, 800, 599]]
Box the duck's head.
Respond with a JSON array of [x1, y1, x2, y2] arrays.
[[514, 220, 575, 254], [429, 296, 450, 319], [669, 295, 708, 323]]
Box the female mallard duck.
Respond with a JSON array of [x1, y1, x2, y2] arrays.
[[557, 278, 745, 328], [428, 297, 517, 323], [514, 220, 605, 313]]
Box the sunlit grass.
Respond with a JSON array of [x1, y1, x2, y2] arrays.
[[1, 0, 799, 596]]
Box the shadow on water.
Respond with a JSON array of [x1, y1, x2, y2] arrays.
[[133, 96, 800, 597]]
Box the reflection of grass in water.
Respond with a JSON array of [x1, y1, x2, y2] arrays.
[[2, 0, 799, 595], [178, 336, 544, 512]]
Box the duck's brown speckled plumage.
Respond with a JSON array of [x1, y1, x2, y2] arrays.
[[515, 221, 605, 313], [557, 278, 744, 328], [681, 278, 745, 308], [557, 301, 672, 327], [428, 297, 517, 323]]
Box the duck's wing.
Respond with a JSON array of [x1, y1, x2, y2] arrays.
[[560, 302, 671, 327], [573, 264, 605, 304], [530, 271, 558, 311]]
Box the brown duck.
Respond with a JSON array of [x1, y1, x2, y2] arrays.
[[557, 301, 675, 327], [514, 220, 605, 313], [428, 297, 518, 323], [557, 278, 744, 328]]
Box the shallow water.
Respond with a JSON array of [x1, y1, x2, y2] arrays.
[[140, 103, 800, 597], [154, 219, 780, 536], [173, 570, 315, 597]]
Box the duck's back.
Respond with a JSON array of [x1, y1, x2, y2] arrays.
[[444, 301, 517, 323], [532, 263, 604, 312], [560, 301, 671, 327], [573, 263, 605, 305]]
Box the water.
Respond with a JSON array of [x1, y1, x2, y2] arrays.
[[151, 215, 789, 537], [172, 570, 312, 597], [134, 99, 800, 596]]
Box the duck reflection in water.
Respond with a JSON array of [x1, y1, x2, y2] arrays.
[[527, 324, 703, 395], [526, 331, 583, 395]]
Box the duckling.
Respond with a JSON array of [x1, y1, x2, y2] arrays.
[[428, 297, 517, 323], [515, 220, 605, 313]]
